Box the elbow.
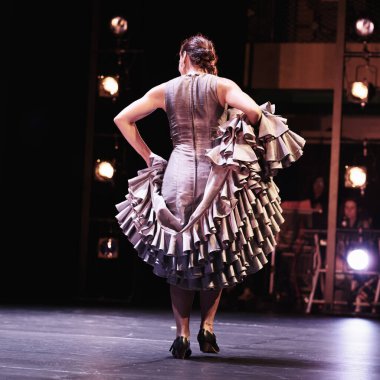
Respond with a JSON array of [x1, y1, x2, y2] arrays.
[[113, 114, 127, 130], [113, 114, 122, 126], [114, 113, 135, 130]]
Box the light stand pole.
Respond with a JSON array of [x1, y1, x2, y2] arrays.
[[324, 0, 346, 311]]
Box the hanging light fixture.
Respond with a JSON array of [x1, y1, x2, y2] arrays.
[[348, 59, 377, 107], [344, 165, 367, 195], [345, 23, 378, 107], [349, 79, 376, 107], [94, 159, 115, 182], [355, 18, 375, 38], [98, 237, 119, 259], [110, 16, 128, 36], [350, 81, 370, 100], [98, 75, 119, 99]]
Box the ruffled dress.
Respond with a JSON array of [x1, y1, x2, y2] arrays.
[[115, 73, 305, 291]]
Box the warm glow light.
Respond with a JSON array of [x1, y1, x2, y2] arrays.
[[349, 167, 366, 187], [351, 81, 369, 100], [110, 16, 128, 35], [98, 237, 119, 259], [347, 249, 370, 270], [97, 161, 114, 179], [355, 18, 375, 37], [100, 76, 119, 96], [95, 160, 115, 181], [345, 166, 367, 189]]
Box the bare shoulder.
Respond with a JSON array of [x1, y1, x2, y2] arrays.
[[146, 82, 166, 98], [145, 82, 166, 109], [216, 76, 241, 91], [216, 76, 241, 106]]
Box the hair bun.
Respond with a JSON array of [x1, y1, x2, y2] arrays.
[[180, 34, 218, 75]]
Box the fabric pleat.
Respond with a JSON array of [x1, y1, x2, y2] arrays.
[[115, 102, 305, 290]]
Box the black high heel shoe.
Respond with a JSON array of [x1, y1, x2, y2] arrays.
[[197, 328, 220, 353], [169, 336, 192, 359]]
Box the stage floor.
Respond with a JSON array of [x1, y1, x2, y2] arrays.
[[0, 305, 379, 379]]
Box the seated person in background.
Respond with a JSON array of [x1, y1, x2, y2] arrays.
[[335, 197, 374, 310], [309, 176, 328, 229], [339, 197, 372, 229]]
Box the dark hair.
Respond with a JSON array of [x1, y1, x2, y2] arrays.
[[180, 34, 218, 75], [343, 197, 359, 207]]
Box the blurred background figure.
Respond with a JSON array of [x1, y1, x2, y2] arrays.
[[335, 197, 373, 311], [339, 197, 372, 229], [309, 176, 328, 229]]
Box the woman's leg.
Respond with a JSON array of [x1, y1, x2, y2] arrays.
[[170, 284, 195, 338], [199, 289, 223, 333]]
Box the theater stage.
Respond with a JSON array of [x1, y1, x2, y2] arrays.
[[0, 305, 379, 379]]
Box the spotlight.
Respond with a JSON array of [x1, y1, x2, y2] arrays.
[[349, 80, 375, 106], [110, 16, 128, 36], [98, 75, 119, 98], [344, 166, 367, 189], [98, 237, 119, 259], [347, 248, 370, 270], [351, 81, 369, 100], [95, 159, 115, 182], [355, 18, 375, 38]]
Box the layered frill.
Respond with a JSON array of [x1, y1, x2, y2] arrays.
[[115, 102, 305, 290]]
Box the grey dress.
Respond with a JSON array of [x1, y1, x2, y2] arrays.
[[116, 73, 306, 290], [161, 73, 224, 227]]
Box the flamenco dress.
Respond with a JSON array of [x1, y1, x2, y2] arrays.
[[115, 73, 305, 291]]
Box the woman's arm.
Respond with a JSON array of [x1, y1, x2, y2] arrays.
[[217, 77, 262, 125], [114, 83, 166, 166]]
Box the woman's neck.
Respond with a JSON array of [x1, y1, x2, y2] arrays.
[[184, 64, 206, 75]]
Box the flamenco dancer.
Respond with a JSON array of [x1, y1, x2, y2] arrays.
[[114, 34, 305, 359]]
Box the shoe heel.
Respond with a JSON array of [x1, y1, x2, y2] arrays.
[[197, 328, 220, 354], [169, 336, 192, 359], [200, 342, 218, 353]]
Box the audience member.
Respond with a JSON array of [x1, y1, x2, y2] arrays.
[[335, 197, 373, 310], [308, 176, 328, 229], [339, 197, 372, 229]]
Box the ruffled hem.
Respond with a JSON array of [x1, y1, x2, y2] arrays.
[[258, 102, 306, 176], [115, 102, 305, 290]]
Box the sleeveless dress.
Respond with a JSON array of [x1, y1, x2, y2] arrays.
[[115, 73, 306, 291]]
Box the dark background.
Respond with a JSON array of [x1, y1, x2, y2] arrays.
[[4, 1, 380, 306], [4, 0, 248, 304]]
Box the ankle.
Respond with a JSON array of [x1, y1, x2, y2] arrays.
[[200, 322, 213, 334], [177, 330, 190, 338]]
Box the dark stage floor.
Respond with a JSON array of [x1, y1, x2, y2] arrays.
[[0, 305, 379, 379]]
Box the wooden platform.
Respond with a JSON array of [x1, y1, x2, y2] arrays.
[[0, 305, 379, 379]]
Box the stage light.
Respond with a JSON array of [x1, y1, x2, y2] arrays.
[[351, 81, 369, 100], [110, 16, 128, 36], [95, 159, 115, 182], [347, 248, 370, 270], [98, 75, 119, 98], [344, 166, 367, 189], [349, 80, 375, 106], [355, 18, 375, 38], [98, 237, 119, 259]]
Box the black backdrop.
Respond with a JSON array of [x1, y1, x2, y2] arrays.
[[4, 0, 247, 303]]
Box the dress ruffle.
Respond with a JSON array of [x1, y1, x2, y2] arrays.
[[115, 102, 305, 290]]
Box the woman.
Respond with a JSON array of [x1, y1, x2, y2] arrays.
[[309, 176, 328, 229], [114, 34, 305, 359], [340, 197, 371, 229]]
